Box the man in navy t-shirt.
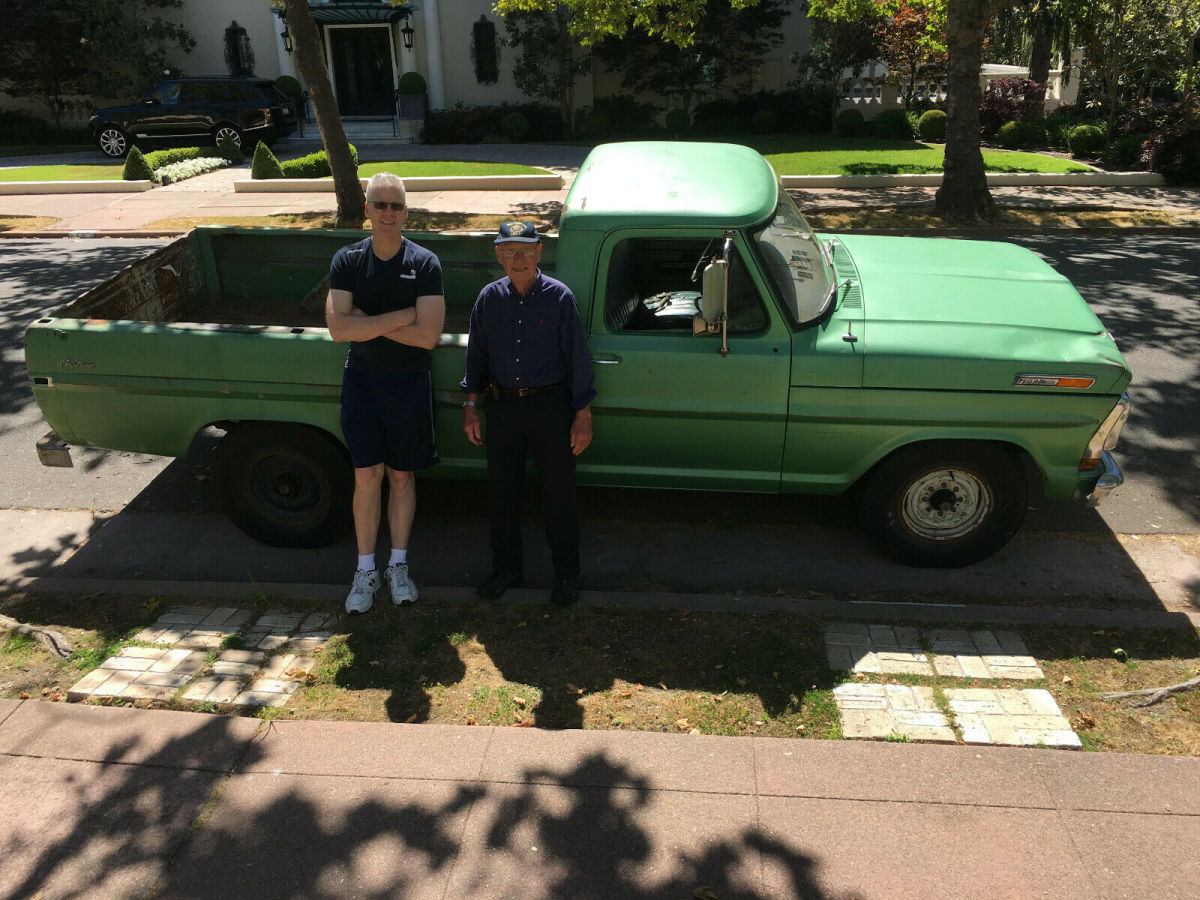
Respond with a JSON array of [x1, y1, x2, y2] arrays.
[[326, 172, 445, 614]]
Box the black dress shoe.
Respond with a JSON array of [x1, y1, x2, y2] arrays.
[[476, 572, 523, 600], [550, 577, 580, 606]]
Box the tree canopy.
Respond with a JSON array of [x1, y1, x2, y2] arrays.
[[0, 0, 194, 126]]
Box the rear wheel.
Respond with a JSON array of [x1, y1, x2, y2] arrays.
[[219, 423, 352, 548], [213, 124, 243, 150], [857, 442, 1028, 568], [96, 126, 129, 158]]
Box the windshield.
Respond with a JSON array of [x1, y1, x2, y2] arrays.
[[750, 191, 833, 326]]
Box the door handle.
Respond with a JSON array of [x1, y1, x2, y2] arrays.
[[591, 354, 622, 365]]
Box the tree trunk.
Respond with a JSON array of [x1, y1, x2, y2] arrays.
[[1028, 1, 1053, 83], [935, 0, 1008, 223], [283, 0, 364, 228]]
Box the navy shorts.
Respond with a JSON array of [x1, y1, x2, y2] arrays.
[[339, 365, 439, 471]]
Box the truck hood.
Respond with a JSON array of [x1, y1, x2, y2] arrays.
[[836, 234, 1132, 394]]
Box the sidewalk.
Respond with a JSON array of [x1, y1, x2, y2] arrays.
[[2, 697, 1197, 898], [2, 140, 1199, 235]]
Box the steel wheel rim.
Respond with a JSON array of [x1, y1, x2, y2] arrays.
[[215, 126, 241, 148], [99, 129, 126, 156], [899, 468, 990, 541]]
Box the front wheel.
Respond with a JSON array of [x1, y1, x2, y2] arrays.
[[96, 126, 129, 158], [219, 423, 352, 548], [857, 442, 1028, 568], [213, 124, 243, 150]]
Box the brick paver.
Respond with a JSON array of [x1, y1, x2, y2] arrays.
[[824, 623, 1044, 679], [946, 688, 1081, 749], [68, 606, 337, 708], [833, 683, 956, 743]]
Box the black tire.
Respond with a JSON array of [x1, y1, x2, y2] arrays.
[[856, 442, 1028, 568], [213, 124, 243, 150], [96, 126, 129, 158], [219, 423, 352, 548]]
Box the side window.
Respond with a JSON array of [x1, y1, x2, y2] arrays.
[[153, 83, 183, 106], [604, 238, 768, 335]]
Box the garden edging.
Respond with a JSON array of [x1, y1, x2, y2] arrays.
[[0, 180, 154, 195]]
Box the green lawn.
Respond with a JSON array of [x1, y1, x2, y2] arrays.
[[747, 136, 1089, 175], [0, 163, 124, 182], [355, 160, 550, 178]]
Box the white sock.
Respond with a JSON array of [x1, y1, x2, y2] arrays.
[[388, 548, 408, 567], [357, 554, 375, 572]]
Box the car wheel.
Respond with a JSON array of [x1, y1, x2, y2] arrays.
[[856, 442, 1028, 568], [96, 126, 129, 158], [213, 124, 243, 150], [219, 423, 352, 548]]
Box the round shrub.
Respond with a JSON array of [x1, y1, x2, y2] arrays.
[[251, 141, 284, 179], [1101, 134, 1147, 170], [397, 71, 427, 95], [917, 109, 946, 141], [500, 111, 530, 142], [274, 75, 302, 98], [122, 146, 153, 181], [579, 108, 611, 138], [1068, 124, 1106, 157], [871, 108, 914, 140], [835, 108, 864, 137], [216, 134, 244, 165], [997, 120, 1025, 148], [664, 108, 690, 133], [751, 109, 779, 134], [1145, 126, 1200, 185]]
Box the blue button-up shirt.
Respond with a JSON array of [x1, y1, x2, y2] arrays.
[[461, 271, 596, 410]]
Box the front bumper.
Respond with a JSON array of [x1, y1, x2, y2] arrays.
[[1085, 450, 1123, 507]]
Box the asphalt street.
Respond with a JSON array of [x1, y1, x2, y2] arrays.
[[1, 234, 1197, 604]]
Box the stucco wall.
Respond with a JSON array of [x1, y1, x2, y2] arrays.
[[167, 1, 284, 80]]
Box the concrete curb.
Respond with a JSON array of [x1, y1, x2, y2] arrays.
[[781, 172, 1166, 188], [234, 173, 564, 192], [10, 574, 1199, 630], [0, 180, 154, 195]]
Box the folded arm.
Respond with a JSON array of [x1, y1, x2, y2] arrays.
[[325, 288, 417, 343]]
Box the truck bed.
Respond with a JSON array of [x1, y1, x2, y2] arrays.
[[60, 226, 555, 333]]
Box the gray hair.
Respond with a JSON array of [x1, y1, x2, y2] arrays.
[[365, 172, 406, 203]]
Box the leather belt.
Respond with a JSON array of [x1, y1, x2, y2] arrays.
[[490, 382, 563, 399]]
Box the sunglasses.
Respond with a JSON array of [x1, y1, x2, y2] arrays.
[[497, 246, 538, 259], [370, 200, 406, 212]]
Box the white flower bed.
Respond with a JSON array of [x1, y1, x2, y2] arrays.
[[154, 157, 229, 185]]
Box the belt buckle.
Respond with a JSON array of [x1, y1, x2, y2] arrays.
[[517, 387, 532, 398]]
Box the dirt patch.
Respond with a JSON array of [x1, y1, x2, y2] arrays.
[[3, 591, 1198, 753], [0, 215, 59, 233], [806, 207, 1197, 231]]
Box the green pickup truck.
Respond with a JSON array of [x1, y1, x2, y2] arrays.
[[25, 141, 1131, 567]]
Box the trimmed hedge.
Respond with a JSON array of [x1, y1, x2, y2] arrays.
[[835, 108, 865, 137], [122, 146, 154, 181], [420, 102, 562, 143], [917, 109, 946, 141], [143, 147, 210, 171], [1068, 124, 1106, 157], [664, 108, 690, 133], [216, 134, 244, 165], [1101, 134, 1147, 170], [998, 119, 1048, 149], [871, 108, 914, 140], [500, 111, 530, 142], [251, 141, 285, 179], [752, 109, 779, 134]]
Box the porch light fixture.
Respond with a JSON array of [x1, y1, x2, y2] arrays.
[[281, 28, 293, 53], [401, 22, 415, 50]]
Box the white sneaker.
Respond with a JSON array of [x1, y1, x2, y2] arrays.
[[345, 569, 380, 614], [385, 562, 418, 606]]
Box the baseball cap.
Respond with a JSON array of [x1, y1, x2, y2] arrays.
[[494, 220, 540, 243]]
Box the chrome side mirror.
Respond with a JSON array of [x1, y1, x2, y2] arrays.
[[694, 258, 728, 334]]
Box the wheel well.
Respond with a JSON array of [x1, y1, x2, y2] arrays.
[[213, 420, 350, 465], [855, 439, 1037, 494]]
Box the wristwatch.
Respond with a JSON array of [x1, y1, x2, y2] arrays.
[[462, 400, 478, 408]]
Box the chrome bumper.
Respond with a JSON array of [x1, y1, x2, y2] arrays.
[[1086, 450, 1123, 507]]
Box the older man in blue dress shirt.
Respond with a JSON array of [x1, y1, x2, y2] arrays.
[[461, 221, 596, 606]]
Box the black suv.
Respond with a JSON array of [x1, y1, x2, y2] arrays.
[[90, 77, 298, 158]]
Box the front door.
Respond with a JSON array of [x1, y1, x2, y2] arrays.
[[581, 232, 792, 492], [329, 27, 395, 116]]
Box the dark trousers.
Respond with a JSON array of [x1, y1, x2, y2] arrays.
[[484, 389, 580, 580]]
